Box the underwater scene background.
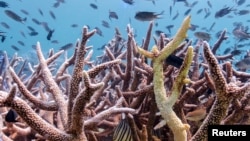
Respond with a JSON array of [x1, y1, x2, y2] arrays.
[[0, 0, 250, 141]]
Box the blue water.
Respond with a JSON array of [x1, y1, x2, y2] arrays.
[[0, 0, 249, 63]]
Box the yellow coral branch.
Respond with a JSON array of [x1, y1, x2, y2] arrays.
[[140, 16, 192, 141]]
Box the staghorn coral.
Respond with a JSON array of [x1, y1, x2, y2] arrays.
[[0, 16, 249, 141]]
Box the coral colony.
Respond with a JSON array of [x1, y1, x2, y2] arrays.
[[0, 15, 250, 141]]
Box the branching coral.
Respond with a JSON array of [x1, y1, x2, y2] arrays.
[[138, 15, 192, 141], [0, 15, 249, 141]]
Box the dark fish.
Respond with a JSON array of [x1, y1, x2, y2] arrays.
[[20, 31, 26, 38], [32, 18, 41, 25], [204, 11, 211, 19], [135, 11, 164, 21], [47, 29, 54, 40], [196, 9, 203, 14], [236, 10, 250, 15], [4, 10, 27, 23], [53, 1, 60, 8], [231, 49, 243, 56], [165, 54, 184, 68], [0, 35, 6, 42], [113, 118, 133, 141], [40, 22, 51, 32], [1, 22, 10, 29], [122, 0, 134, 5], [38, 8, 43, 16], [184, 8, 191, 16], [190, 1, 198, 7], [89, 3, 98, 9], [155, 30, 169, 37], [101, 20, 110, 28], [236, 0, 246, 6], [169, 6, 172, 16], [5, 109, 18, 122], [0, 1, 8, 8], [94, 27, 103, 36], [29, 31, 38, 36], [223, 47, 231, 54], [208, 22, 215, 32], [27, 26, 35, 32], [207, 1, 212, 8], [189, 24, 199, 31], [172, 11, 179, 20], [20, 9, 29, 15], [59, 43, 74, 50], [51, 40, 59, 44], [215, 6, 234, 18], [109, 10, 119, 20], [71, 24, 78, 28], [166, 25, 174, 33], [49, 10, 56, 20], [17, 40, 25, 46], [194, 31, 211, 41], [11, 45, 19, 51]]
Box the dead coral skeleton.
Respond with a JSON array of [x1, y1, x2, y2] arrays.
[[0, 17, 249, 141]]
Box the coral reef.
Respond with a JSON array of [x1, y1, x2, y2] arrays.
[[0, 16, 249, 141]]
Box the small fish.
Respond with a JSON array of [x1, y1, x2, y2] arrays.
[[94, 27, 103, 36], [47, 29, 54, 40], [38, 8, 43, 16], [4, 10, 27, 23], [11, 45, 20, 51], [208, 22, 215, 32], [17, 40, 25, 46], [31, 18, 41, 25], [27, 26, 36, 32], [0, 35, 6, 42], [172, 11, 179, 20], [20, 30, 26, 38], [29, 31, 39, 36], [101, 20, 110, 28], [89, 3, 98, 9], [49, 10, 56, 20], [184, 8, 191, 16], [122, 0, 134, 5], [194, 31, 211, 41], [1, 22, 10, 29], [223, 47, 231, 54], [166, 25, 174, 33], [236, 10, 250, 15], [109, 10, 119, 20], [154, 30, 169, 37], [53, 1, 60, 8], [169, 6, 172, 16], [51, 40, 59, 44], [215, 6, 234, 18], [165, 54, 184, 68], [5, 109, 18, 122], [71, 24, 78, 28], [236, 0, 246, 6], [59, 43, 74, 50], [135, 11, 164, 21], [113, 118, 133, 141], [196, 9, 203, 14], [40, 22, 51, 32], [0, 1, 9, 8], [20, 9, 29, 15], [207, 0, 212, 8], [235, 57, 250, 71], [231, 49, 243, 56], [189, 24, 199, 31]]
